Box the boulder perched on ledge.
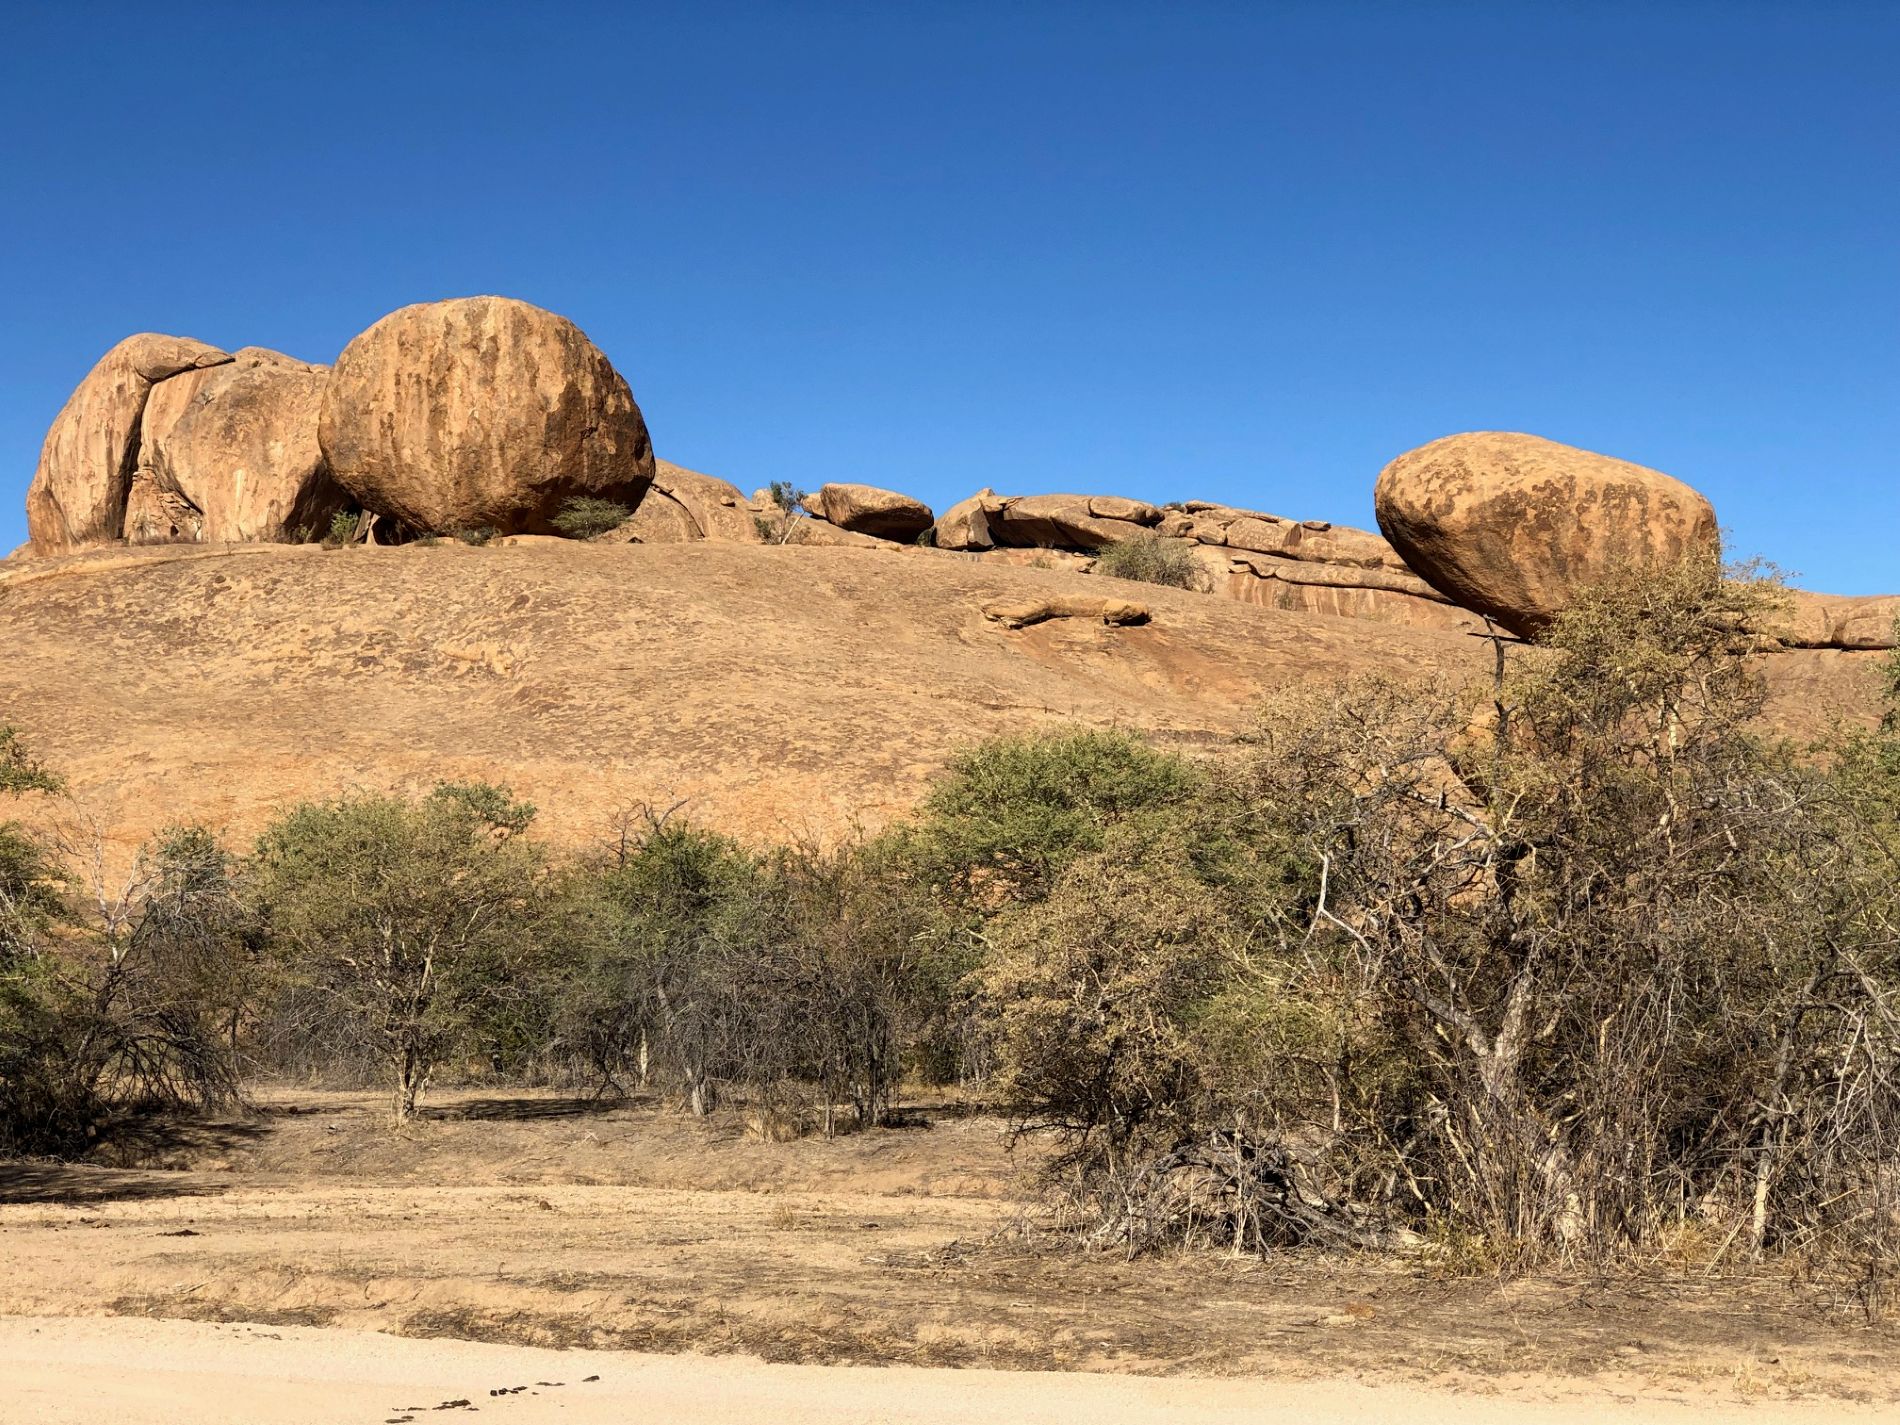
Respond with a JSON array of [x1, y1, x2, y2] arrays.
[[1374, 431, 1721, 638], [807, 483, 934, 541]]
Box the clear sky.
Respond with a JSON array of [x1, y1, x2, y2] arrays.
[[2, 2, 1893, 590]]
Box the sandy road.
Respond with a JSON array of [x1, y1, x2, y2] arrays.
[[2, 1316, 1895, 1425]]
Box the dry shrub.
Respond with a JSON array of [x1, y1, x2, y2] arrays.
[[979, 559, 1900, 1288], [1092, 532, 1206, 590]]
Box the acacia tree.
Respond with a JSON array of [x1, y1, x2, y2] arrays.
[[568, 813, 773, 1116], [977, 561, 1900, 1274], [251, 782, 543, 1119], [767, 835, 943, 1131], [1232, 559, 1900, 1265]]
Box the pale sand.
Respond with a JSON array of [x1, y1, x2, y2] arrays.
[[5, 1314, 1895, 1425]]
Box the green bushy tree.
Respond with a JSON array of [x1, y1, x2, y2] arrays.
[[251, 783, 544, 1119]]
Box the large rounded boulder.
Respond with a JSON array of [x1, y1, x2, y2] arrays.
[[318, 296, 654, 535], [25, 333, 231, 553], [1373, 432, 1720, 637]]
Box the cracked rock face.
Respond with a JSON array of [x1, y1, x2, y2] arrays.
[[318, 295, 654, 536], [25, 333, 232, 553], [139, 348, 350, 545], [1374, 431, 1720, 638]]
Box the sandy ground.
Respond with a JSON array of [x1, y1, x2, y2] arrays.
[[6, 1315, 1898, 1425], [3, 1088, 1898, 1419]]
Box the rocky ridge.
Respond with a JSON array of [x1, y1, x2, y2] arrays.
[[15, 298, 1894, 651], [0, 539, 1882, 877]]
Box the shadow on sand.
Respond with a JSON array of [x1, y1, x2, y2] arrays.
[[422, 1095, 641, 1123], [1, 1114, 271, 1206]]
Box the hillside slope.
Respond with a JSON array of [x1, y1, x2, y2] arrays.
[[0, 540, 1883, 866]]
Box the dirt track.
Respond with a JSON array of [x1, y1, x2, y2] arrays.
[[2, 1089, 1897, 1416], [6, 1314, 1896, 1425]]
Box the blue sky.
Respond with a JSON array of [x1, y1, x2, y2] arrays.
[[2, 2, 1894, 590]]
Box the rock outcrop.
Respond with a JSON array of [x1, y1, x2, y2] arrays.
[[318, 296, 654, 536], [980, 594, 1151, 629], [934, 490, 997, 551], [25, 334, 232, 553], [134, 348, 348, 544], [987, 493, 1162, 549], [1374, 432, 1721, 638], [806, 483, 934, 541], [618, 488, 701, 543], [1778, 591, 1900, 650], [616, 460, 764, 545], [0, 541, 1880, 882], [924, 488, 1481, 633]]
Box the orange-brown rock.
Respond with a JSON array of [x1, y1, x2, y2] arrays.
[[791, 516, 889, 549], [980, 594, 1151, 629], [318, 296, 653, 536], [933, 490, 999, 550], [616, 488, 701, 543], [1374, 432, 1720, 637], [122, 470, 205, 544], [808, 483, 934, 541], [1778, 591, 1900, 650], [138, 348, 348, 544], [952, 546, 1096, 575], [652, 460, 762, 543], [1208, 553, 1484, 632], [25, 333, 231, 553], [990, 493, 1158, 548], [0, 541, 1881, 881]]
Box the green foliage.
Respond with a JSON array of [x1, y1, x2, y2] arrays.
[[753, 482, 811, 545], [455, 526, 496, 546], [0, 728, 61, 798], [551, 496, 633, 539], [903, 727, 1204, 903], [2, 739, 248, 1151], [0, 727, 77, 1152], [0, 727, 66, 959], [322, 510, 361, 548], [980, 825, 1237, 1148], [250, 782, 544, 1117], [1091, 532, 1205, 590], [428, 781, 538, 837], [1883, 615, 1900, 731], [539, 814, 958, 1129]]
